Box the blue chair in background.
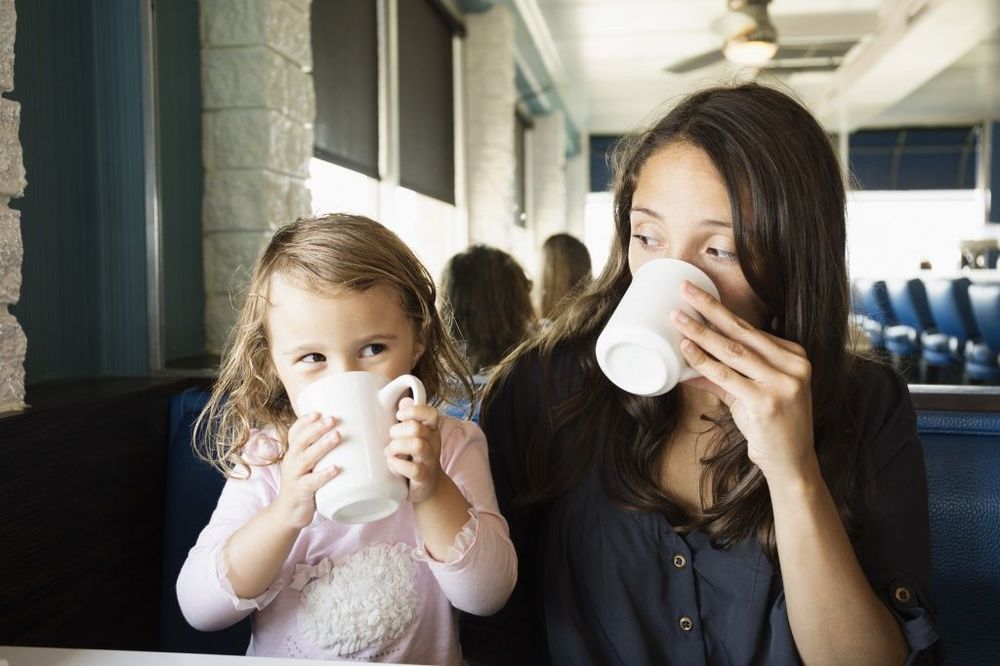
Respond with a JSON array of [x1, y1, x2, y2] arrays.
[[159, 388, 251, 654], [884, 279, 937, 381], [922, 278, 980, 381], [852, 278, 897, 351], [918, 410, 1000, 664], [966, 283, 1000, 382]]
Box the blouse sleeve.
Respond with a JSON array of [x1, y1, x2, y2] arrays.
[[413, 417, 518, 616], [852, 366, 940, 663], [460, 353, 553, 665], [175, 431, 285, 631]]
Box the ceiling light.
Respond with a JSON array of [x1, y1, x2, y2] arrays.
[[724, 36, 779, 66]]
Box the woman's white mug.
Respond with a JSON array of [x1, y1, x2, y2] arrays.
[[596, 258, 721, 396], [295, 372, 426, 523]]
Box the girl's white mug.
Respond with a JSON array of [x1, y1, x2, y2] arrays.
[[596, 258, 721, 396], [295, 372, 425, 523]]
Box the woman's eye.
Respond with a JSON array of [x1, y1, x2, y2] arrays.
[[707, 247, 737, 261], [360, 343, 387, 358], [631, 233, 658, 248], [299, 353, 326, 364]]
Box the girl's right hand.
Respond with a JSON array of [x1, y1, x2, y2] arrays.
[[272, 412, 342, 529]]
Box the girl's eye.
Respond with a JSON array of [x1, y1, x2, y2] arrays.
[[360, 343, 387, 358], [300, 353, 326, 364]]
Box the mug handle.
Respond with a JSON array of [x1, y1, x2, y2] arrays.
[[377, 374, 427, 414]]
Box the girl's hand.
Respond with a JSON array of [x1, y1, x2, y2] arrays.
[[386, 397, 445, 504], [273, 412, 342, 528], [671, 280, 816, 483]]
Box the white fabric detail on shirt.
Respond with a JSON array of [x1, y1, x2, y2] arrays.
[[294, 542, 419, 655]]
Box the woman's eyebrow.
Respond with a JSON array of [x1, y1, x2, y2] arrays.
[[629, 206, 661, 220]]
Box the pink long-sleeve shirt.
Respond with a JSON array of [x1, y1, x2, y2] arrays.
[[176, 416, 516, 665]]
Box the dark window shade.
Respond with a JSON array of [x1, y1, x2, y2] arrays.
[[311, 0, 379, 178], [398, 0, 455, 204]]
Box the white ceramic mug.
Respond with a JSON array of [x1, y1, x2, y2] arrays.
[[595, 258, 721, 396], [295, 371, 426, 524]]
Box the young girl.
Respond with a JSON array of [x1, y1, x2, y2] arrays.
[[177, 214, 517, 664]]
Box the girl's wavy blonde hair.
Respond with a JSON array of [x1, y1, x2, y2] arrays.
[[195, 213, 475, 478]]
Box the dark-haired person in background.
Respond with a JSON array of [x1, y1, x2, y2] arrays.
[[538, 233, 592, 322], [464, 83, 938, 664], [439, 245, 536, 421]]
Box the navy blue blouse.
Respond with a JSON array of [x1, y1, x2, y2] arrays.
[[461, 350, 939, 665]]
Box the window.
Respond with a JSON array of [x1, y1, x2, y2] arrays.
[[311, 0, 379, 178], [514, 109, 532, 227], [849, 126, 979, 190]]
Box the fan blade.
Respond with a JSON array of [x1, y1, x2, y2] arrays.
[[664, 49, 726, 74]]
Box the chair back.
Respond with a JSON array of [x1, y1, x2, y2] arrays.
[[854, 278, 897, 326], [968, 283, 1000, 352], [885, 279, 936, 332], [924, 277, 979, 344]]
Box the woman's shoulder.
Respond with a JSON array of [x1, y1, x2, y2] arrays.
[[844, 356, 919, 471]]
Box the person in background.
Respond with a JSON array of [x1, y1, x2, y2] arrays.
[[538, 233, 592, 321], [177, 215, 516, 665], [465, 83, 939, 664], [439, 245, 536, 420]]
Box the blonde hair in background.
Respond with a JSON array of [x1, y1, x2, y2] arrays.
[[195, 214, 476, 478], [540, 233, 593, 319]]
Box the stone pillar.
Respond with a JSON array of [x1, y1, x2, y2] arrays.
[[463, 5, 516, 251], [530, 111, 567, 250], [200, 0, 314, 354], [0, 0, 26, 413]]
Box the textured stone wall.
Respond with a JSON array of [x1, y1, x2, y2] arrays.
[[0, 0, 26, 413], [463, 5, 516, 251], [200, 0, 314, 354]]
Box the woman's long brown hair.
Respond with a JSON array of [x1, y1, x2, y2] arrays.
[[196, 214, 475, 478], [483, 83, 868, 561], [539, 233, 593, 319]]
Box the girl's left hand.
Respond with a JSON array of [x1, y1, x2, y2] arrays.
[[671, 280, 817, 482], [386, 397, 445, 503]]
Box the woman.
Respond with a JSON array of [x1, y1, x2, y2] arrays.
[[439, 244, 536, 420], [538, 233, 592, 320], [464, 83, 938, 664]]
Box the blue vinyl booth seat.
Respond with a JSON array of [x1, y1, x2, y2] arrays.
[[884, 279, 937, 357], [853, 278, 897, 350], [160, 388, 251, 655], [917, 410, 1000, 664], [966, 283, 1000, 382], [922, 277, 981, 370]]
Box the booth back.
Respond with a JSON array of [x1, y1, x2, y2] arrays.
[[157, 388, 1000, 662], [917, 410, 1000, 665]]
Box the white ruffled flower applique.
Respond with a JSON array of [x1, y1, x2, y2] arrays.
[[290, 542, 420, 656]]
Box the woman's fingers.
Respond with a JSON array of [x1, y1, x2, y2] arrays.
[[679, 281, 810, 378], [386, 437, 434, 464], [671, 308, 780, 383], [678, 338, 756, 407]]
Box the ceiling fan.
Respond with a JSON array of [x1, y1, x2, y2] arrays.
[[664, 0, 856, 76]]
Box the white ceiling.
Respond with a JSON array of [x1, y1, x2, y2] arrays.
[[535, 0, 1000, 134]]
